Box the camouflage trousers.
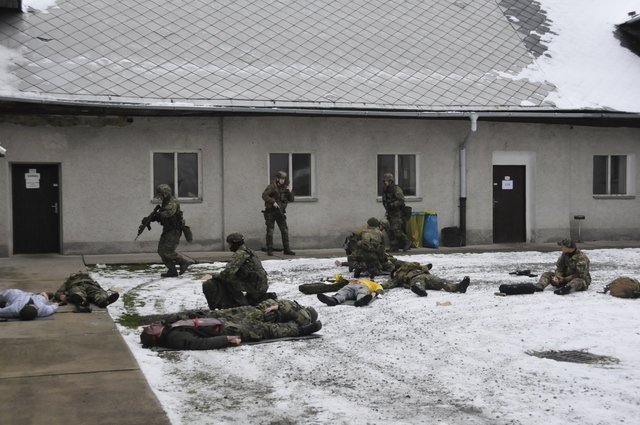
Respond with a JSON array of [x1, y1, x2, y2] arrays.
[[202, 276, 269, 310], [410, 274, 459, 293], [386, 209, 410, 249], [68, 282, 109, 307], [223, 319, 300, 341], [157, 228, 186, 271], [264, 209, 290, 250], [537, 272, 589, 292]]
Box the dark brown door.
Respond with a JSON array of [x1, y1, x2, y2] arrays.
[[11, 164, 61, 253], [493, 165, 526, 243]]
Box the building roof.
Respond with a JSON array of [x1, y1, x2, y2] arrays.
[[0, 0, 639, 114]]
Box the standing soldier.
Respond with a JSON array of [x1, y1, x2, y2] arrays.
[[154, 184, 193, 278], [262, 170, 295, 256], [381, 173, 411, 252], [202, 233, 273, 309]]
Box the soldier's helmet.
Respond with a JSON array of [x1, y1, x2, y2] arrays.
[[276, 171, 288, 180], [226, 233, 245, 244], [367, 217, 380, 227], [306, 306, 318, 322], [382, 173, 394, 182], [156, 184, 173, 197]]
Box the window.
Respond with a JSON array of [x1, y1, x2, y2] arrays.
[[593, 155, 632, 195], [269, 153, 313, 197], [377, 154, 417, 196], [153, 151, 200, 199]]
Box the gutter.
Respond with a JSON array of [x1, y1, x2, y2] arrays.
[[458, 113, 478, 247], [1, 96, 640, 120]]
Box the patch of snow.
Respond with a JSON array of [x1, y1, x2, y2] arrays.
[[95, 248, 640, 425]]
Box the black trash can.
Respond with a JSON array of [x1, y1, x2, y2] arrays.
[[441, 226, 464, 247]]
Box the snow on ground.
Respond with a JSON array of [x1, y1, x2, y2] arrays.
[[93, 248, 640, 425]]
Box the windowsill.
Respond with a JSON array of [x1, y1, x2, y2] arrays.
[[592, 195, 635, 200], [293, 197, 318, 202], [376, 197, 423, 202], [152, 199, 203, 204]]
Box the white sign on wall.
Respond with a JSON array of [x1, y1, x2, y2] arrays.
[[25, 170, 40, 189]]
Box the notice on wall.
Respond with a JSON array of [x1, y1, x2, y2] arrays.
[[501, 177, 513, 190], [25, 170, 40, 189]]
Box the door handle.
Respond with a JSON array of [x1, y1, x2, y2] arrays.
[[51, 202, 58, 214]]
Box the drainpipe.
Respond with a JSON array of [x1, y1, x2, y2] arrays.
[[459, 112, 478, 246]]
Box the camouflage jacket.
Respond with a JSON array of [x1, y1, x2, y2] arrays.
[[55, 272, 100, 298], [158, 195, 183, 230], [391, 261, 430, 287], [555, 249, 591, 285], [382, 184, 405, 212], [262, 180, 294, 210], [357, 227, 384, 251], [220, 245, 268, 284]]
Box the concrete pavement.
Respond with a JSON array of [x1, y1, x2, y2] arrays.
[[1, 240, 639, 425], [0, 254, 171, 425]]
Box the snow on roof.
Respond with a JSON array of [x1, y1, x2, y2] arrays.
[[0, 0, 638, 113]]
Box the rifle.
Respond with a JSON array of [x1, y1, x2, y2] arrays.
[[508, 269, 538, 278], [135, 205, 161, 240]]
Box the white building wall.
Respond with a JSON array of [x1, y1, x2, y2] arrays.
[[0, 115, 638, 256]]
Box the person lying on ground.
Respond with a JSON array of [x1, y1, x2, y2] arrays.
[[54, 272, 119, 313], [385, 261, 470, 297], [317, 278, 383, 307], [0, 289, 58, 320], [139, 299, 321, 350]]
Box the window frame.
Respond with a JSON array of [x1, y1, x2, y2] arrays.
[[151, 150, 202, 202], [376, 153, 420, 199], [267, 152, 316, 200], [592, 154, 636, 198]]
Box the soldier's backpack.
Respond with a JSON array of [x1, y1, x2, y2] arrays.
[[603, 277, 640, 298], [497, 283, 540, 296]]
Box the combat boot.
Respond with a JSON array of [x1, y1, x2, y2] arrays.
[[96, 291, 120, 308], [299, 320, 322, 336], [161, 267, 178, 278], [317, 293, 338, 306], [410, 283, 428, 297], [554, 284, 572, 295], [179, 259, 195, 275], [267, 247, 274, 256], [354, 294, 373, 307], [457, 276, 471, 293], [283, 249, 296, 255], [402, 239, 412, 252]]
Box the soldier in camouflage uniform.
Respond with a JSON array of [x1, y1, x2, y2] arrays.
[[537, 238, 591, 295], [382, 173, 411, 252], [352, 217, 386, 279], [54, 272, 119, 312], [154, 184, 193, 278], [262, 170, 295, 256], [202, 233, 271, 309], [139, 299, 322, 350], [384, 261, 470, 297]]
